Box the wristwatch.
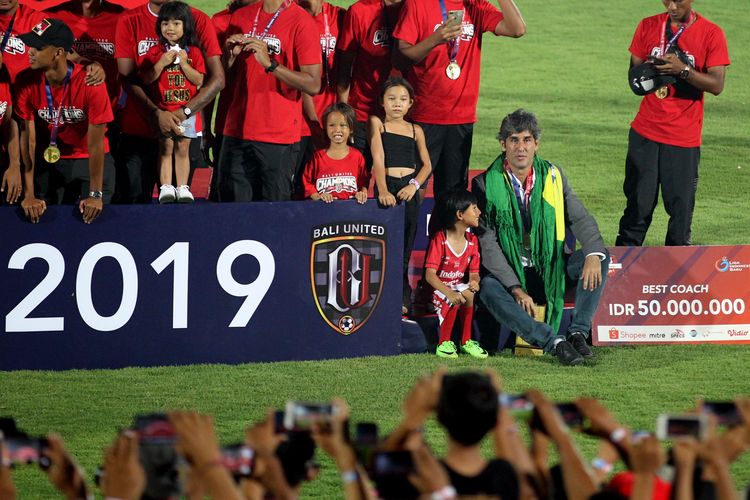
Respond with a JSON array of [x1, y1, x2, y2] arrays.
[[265, 60, 279, 73], [678, 65, 691, 80], [182, 106, 192, 117], [89, 191, 103, 199]]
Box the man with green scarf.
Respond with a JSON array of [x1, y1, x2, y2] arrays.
[[472, 109, 609, 365]]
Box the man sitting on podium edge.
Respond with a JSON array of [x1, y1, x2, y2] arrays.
[[472, 109, 609, 366]]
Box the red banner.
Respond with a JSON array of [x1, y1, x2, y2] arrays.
[[593, 246, 750, 345]]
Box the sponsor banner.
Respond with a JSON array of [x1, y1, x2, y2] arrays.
[[0, 203, 404, 370], [593, 246, 750, 346]]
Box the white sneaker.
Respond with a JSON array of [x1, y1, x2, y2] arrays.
[[159, 184, 176, 204], [176, 185, 194, 203]]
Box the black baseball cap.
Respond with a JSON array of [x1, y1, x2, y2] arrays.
[[18, 18, 74, 52], [628, 62, 676, 96]]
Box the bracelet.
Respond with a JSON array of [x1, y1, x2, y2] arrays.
[[341, 470, 358, 483], [408, 178, 420, 190], [609, 427, 627, 444], [591, 457, 613, 474], [430, 486, 457, 500]]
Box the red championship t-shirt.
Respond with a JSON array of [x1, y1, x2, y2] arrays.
[[15, 64, 113, 159], [0, 4, 47, 83], [141, 44, 205, 112], [45, 1, 125, 107], [302, 147, 368, 199], [424, 229, 480, 288], [393, 0, 503, 125], [629, 12, 730, 148], [114, 3, 220, 137], [0, 70, 10, 129], [300, 1, 344, 139], [223, 2, 321, 144], [337, 0, 401, 123]]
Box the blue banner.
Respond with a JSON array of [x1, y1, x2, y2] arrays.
[[0, 202, 404, 370]]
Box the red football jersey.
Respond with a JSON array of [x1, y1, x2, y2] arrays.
[[45, 1, 125, 107], [337, 0, 402, 123], [223, 2, 321, 144], [302, 147, 368, 199], [629, 12, 730, 148], [0, 72, 10, 128], [114, 3, 220, 137], [141, 44, 205, 112], [300, 1, 344, 138], [392, 0, 503, 125], [0, 4, 47, 83], [15, 64, 114, 159], [424, 230, 480, 288]]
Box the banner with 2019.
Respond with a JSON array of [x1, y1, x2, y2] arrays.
[[0, 203, 404, 371]]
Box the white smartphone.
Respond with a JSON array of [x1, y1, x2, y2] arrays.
[[655, 414, 708, 441], [447, 10, 464, 27]]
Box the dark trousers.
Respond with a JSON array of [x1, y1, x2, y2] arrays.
[[35, 153, 115, 204], [418, 123, 473, 199], [292, 135, 314, 200], [616, 128, 700, 246], [217, 137, 296, 202], [376, 173, 420, 305], [352, 121, 373, 170]]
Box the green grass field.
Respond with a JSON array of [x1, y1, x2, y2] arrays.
[[1, 0, 749, 497]]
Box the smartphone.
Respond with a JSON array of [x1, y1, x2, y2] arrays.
[[133, 414, 184, 498], [274, 410, 288, 434], [499, 393, 534, 419], [702, 401, 742, 427], [221, 444, 255, 480], [655, 414, 708, 441], [447, 9, 464, 27], [0, 435, 51, 469], [556, 403, 584, 429], [371, 451, 414, 478], [283, 401, 336, 431], [354, 422, 379, 469]]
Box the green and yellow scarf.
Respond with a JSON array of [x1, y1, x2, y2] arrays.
[[484, 153, 566, 332]]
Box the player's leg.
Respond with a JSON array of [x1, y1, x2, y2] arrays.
[[174, 138, 194, 203], [458, 288, 487, 359], [158, 137, 176, 204], [660, 144, 700, 246]]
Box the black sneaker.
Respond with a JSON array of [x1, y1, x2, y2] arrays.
[[568, 332, 593, 358], [554, 340, 584, 366]]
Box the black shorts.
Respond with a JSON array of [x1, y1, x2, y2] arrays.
[[34, 153, 115, 204]]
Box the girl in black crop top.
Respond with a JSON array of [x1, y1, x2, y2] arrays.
[[369, 76, 432, 314]]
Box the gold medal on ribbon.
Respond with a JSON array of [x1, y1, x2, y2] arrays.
[[43, 145, 61, 164], [445, 62, 461, 80], [655, 86, 669, 99]]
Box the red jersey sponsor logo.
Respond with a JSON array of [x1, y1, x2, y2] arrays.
[[372, 28, 390, 46], [2, 35, 26, 55], [137, 38, 158, 57], [38, 107, 86, 124]]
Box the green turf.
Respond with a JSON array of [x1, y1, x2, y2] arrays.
[[2, 0, 749, 497]]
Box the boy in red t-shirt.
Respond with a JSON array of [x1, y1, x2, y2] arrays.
[[140, 1, 205, 203], [424, 189, 486, 359], [16, 18, 114, 224]]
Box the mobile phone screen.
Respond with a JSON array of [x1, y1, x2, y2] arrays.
[[703, 401, 741, 427]]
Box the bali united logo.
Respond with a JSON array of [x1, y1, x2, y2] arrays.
[[310, 222, 386, 335]]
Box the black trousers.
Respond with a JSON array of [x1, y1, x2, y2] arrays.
[[616, 128, 700, 246], [376, 173, 420, 305], [217, 137, 296, 202], [352, 120, 373, 170], [35, 153, 115, 204], [417, 122, 473, 199]]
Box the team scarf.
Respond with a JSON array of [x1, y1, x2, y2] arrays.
[[484, 153, 566, 332]]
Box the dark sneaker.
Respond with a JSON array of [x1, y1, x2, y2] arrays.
[[554, 340, 584, 366], [568, 332, 593, 358]]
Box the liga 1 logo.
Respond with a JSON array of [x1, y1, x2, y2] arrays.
[[310, 222, 386, 335]]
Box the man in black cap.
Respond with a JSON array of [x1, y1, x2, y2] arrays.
[[616, 0, 730, 247], [16, 18, 114, 224]]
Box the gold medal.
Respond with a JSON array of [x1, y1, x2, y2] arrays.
[[445, 62, 461, 80], [655, 86, 669, 99], [44, 145, 61, 164]]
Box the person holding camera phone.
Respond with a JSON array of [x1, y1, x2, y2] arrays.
[[392, 0, 525, 199], [616, 0, 730, 247]]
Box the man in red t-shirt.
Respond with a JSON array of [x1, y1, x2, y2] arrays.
[[336, 0, 402, 164], [393, 0, 525, 198], [219, 0, 321, 202], [1, 0, 47, 83], [616, 0, 730, 247], [16, 18, 114, 224], [114, 0, 223, 203], [0, 63, 22, 205]]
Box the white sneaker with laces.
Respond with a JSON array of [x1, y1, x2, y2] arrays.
[[159, 184, 176, 204], [176, 185, 194, 203]]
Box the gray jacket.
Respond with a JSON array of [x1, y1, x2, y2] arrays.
[[471, 164, 606, 289]]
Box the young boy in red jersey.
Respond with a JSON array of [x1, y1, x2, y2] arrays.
[[424, 189, 487, 359], [16, 18, 114, 224]]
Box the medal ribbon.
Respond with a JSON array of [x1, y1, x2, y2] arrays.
[[438, 0, 461, 63], [44, 64, 73, 148], [1, 12, 17, 52], [251, 0, 290, 41], [659, 11, 696, 57]]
